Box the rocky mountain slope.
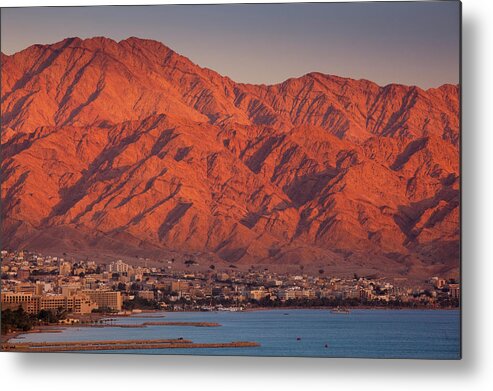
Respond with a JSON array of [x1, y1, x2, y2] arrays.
[[1, 37, 460, 277]]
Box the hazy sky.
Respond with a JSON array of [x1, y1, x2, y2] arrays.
[[0, 2, 460, 88]]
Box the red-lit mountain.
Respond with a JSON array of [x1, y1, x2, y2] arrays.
[[1, 37, 460, 277]]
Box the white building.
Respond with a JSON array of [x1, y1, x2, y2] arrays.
[[109, 260, 130, 274]]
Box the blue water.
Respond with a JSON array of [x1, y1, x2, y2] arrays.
[[11, 309, 461, 359]]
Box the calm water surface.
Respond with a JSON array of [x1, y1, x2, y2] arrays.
[[12, 309, 460, 359]]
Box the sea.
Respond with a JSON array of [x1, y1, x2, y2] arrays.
[[10, 309, 461, 359]]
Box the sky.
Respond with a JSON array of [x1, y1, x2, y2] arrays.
[[0, 2, 460, 88]]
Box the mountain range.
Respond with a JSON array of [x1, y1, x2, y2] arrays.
[[1, 37, 460, 277]]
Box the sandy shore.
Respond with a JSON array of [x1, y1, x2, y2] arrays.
[[1, 326, 67, 345]]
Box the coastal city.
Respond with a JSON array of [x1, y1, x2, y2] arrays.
[[1, 249, 460, 333]]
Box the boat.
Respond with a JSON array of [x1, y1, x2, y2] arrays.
[[330, 307, 350, 314]]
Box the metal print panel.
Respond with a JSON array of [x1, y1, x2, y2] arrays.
[[0, 1, 461, 359]]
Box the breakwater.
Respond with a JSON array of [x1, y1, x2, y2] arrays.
[[74, 321, 221, 328], [2, 339, 260, 352]]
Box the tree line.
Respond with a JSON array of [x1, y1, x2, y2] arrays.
[[1, 307, 67, 335]]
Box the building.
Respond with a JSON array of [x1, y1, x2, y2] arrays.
[[248, 289, 268, 301], [448, 283, 460, 300], [171, 280, 190, 293], [216, 273, 230, 282], [278, 289, 299, 301], [35, 281, 45, 295], [59, 261, 72, 276], [38, 294, 97, 314], [1, 292, 97, 314], [109, 260, 130, 274], [71, 294, 98, 314], [137, 290, 155, 301], [343, 289, 360, 300], [433, 278, 447, 289], [301, 289, 316, 299], [15, 283, 36, 294], [61, 284, 81, 297], [1, 292, 38, 313], [266, 279, 283, 287], [82, 290, 122, 311]]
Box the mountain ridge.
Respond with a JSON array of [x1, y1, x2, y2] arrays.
[[1, 36, 460, 278], [1, 36, 458, 90]]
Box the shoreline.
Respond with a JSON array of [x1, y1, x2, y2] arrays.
[[1, 325, 66, 345], [241, 305, 460, 312], [185, 305, 460, 313]]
